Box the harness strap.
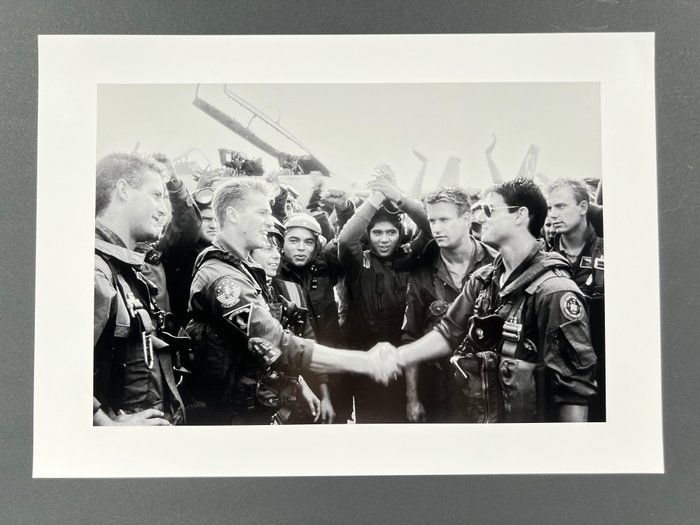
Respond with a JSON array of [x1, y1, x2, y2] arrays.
[[433, 274, 447, 303], [499, 270, 555, 358]]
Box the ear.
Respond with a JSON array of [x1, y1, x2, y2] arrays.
[[115, 179, 131, 202], [515, 206, 529, 223], [225, 206, 238, 224], [579, 200, 589, 215]]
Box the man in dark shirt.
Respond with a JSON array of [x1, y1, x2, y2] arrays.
[[93, 152, 185, 426], [402, 187, 497, 422]]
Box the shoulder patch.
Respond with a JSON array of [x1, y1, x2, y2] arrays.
[[214, 277, 241, 308], [560, 292, 584, 321]]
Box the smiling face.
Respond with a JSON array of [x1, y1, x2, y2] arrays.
[[233, 191, 275, 251], [125, 169, 166, 243], [426, 201, 471, 250], [251, 241, 282, 277], [369, 220, 400, 258], [546, 186, 588, 235], [283, 227, 317, 268]]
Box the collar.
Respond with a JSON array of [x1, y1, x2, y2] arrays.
[[211, 238, 243, 264], [554, 223, 598, 257], [95, 223, 144, 267], [493, 240, 544, 295]]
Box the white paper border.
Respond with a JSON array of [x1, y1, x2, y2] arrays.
[[34, 33, 662, 477]]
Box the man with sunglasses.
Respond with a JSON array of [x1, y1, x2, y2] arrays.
[[394, 178, 597, 423]]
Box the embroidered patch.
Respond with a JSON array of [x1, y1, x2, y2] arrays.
[[593, 256, 604, 270], [580, 256, 593, 269], [560, 292, 584, 321], [215, 277, 241, 308]]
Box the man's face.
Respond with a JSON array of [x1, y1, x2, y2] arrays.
[[198, 208, 217, 244], [369, 220, 400, 258], [283, 227, 316, 267], [127, 169, 166, 243], [543, 215, 557, 245], [251, 243, 281, 278], [426, 201, 471, 250], [480, 192, 517, 248], [232, 191, 274, 251], [547, 186, 587, 235]]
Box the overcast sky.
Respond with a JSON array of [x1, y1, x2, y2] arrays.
[[97, 82, 601, 193]]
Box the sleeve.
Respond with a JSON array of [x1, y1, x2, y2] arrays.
[[401, 275, 429, 344], [312, 210, 335, 243], [271, 185, 288, 222], [337, 199, 377, 278], [400, 195, 430, 238], [400, 197, 431, 262], [432, 276, 479, 349], [334, 199, 356, 235], [156, 179, 201, 257], [537, 288, 598, 405], [190, 264, 264, 321], [321, 238, 343, 279], [94, 266, 117, 346]]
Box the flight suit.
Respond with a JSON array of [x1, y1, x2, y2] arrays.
[[401, 237, 496, 422], [435, 243, 597, 422], [94, 224, 185, 424], [551, 223, 605, 421], [338, 197, 429, 423], [186, 241, 314, 424]]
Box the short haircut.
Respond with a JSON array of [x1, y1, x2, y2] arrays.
[[422, 186, 473, 216], [212, 177, 274, 228], [546, 178, 591, 205], [95, 153, 162, 216], [490, 178, 548, 238]]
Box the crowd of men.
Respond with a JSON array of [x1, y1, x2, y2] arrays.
[[93, 151, 604, 426]]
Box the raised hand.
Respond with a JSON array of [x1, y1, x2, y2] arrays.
[[366, 177, 401, 203], [322, 189, 351, 211], [373, 163, 397, 185], [195, 167, 222, 190]]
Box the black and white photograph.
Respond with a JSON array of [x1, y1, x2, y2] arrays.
[[94, 82, 604, 427], [33, 33, 661, 477]]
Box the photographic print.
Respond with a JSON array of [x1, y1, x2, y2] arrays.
[[34, 33, 661, 477]]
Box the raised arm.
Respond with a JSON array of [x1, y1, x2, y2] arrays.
[[152, 154, 201, 255], [337, 189, 384, 274]]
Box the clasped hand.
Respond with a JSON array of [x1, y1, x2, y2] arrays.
[[366, 342, 404, 386]]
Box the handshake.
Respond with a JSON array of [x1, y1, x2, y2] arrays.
[[365, 342, 405, 386]]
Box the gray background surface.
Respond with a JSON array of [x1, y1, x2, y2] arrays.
[[1, 1, 698, 523]]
